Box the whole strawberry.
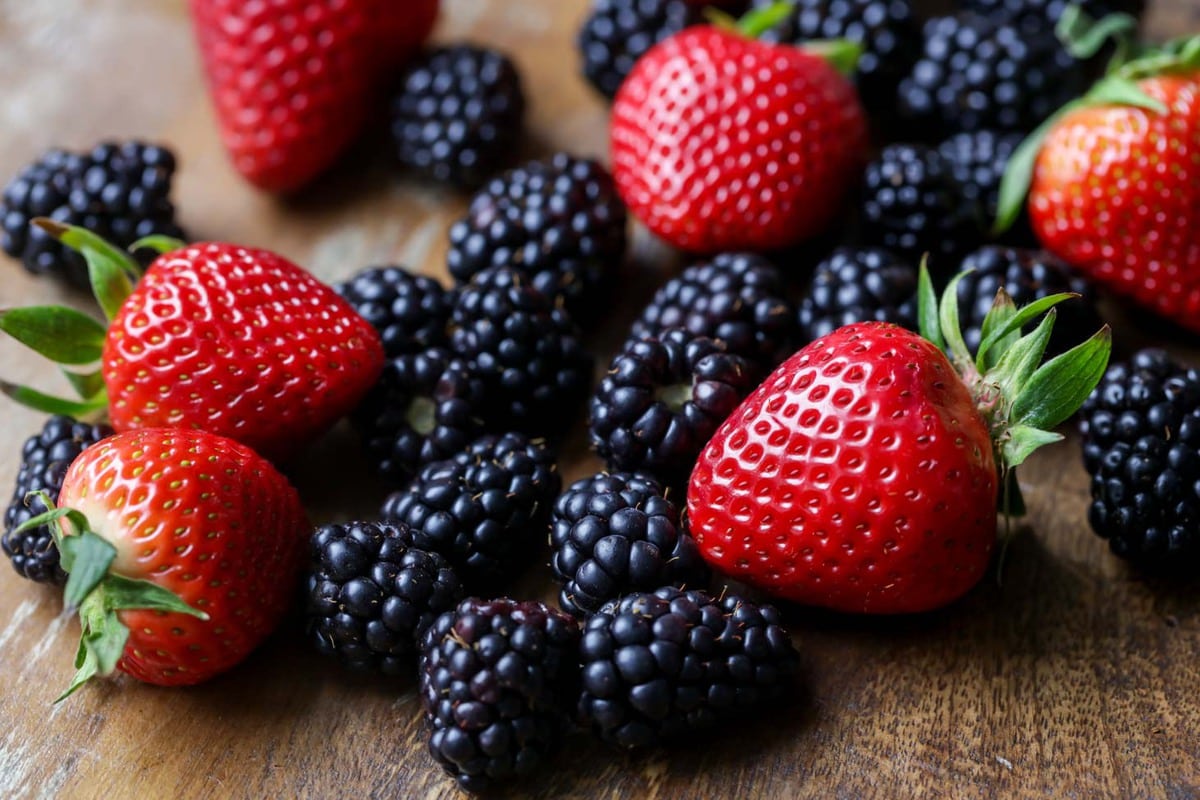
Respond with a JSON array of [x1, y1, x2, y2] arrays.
[[610, 8, 868, 253], [688, 270, 1111, 613]]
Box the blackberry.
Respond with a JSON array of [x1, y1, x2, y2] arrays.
[[1, 141, 184, 288], [936, 130, 1035, 245], [578, 587, 799, 749], [589, 330, 758, 486], [798, 246, 918, 342], [962, 0, 1146, 32], [305, 521, 462, 676], [446, 153, 627, 320], [955, 246, 1101, 357], [550, 472, 709, 617], [420, 598, 581, 793], [381, 433, 561, 587], [450, 267, 593, 435], [628, 253, 798, 370], [334, 267, 453, 358], [578, 0, 704, 99], [1079, 351, 1200, 567], [391, 45, 526, 188], [352, 349, 486, 487], [897, 14, 1088, 137]]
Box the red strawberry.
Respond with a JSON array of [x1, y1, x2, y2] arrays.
[[609, 13, 867, 253], [687, 272, 1111, 613]]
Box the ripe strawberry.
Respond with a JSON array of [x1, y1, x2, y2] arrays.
[[688, 270, 1111, 613], [10, 427, 310, 695], [609, 9, 868, 253]]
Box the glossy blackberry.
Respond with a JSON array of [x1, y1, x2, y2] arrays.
[[446, 153, 627, 320], [897, 14, 1088, 137], [590, 330, 757, 486], [3, 416, 113, 584], [334, 267, 453, 358], [550, 472, 709, 617], [391, 45, 525, 188], [450, 267, 593, 435], [956, 246, 1101, 357], [579, 0, 703, 99], [305, 521, 462, 676], [1, 142, 184, 288], [1079, 351, 1200, 567], [936, 130, 1032, 242], [381, 433, 561, 587], [961, 0, 1146, 32], [628, 253, 797, 370], [352, 349, 486, 487], [578, 587, 799, 749], [798, 247, 918, 342], [420, 598, 581, 793]]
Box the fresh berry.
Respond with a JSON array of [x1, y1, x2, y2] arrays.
[[550, 472, 709, 617], [446, 153, 627, 319], [391, 45, 526, 188], [1079, 350, 1200, 567], [305, 521, 462, 676], [611, 23, 868, 252], [628, 253, 797, 369], [937, 130, 1033, 244], [961, 0, 1146, 32], [2, 416, 113, 585], [578, 0, 704, 99], [381, 433, 560, 586], [1, 142, 184, 288], [449, 267, 593, 435], [590, 329, 758, 486], [797, 246, 918, 342], [577, 587, 798, 749], [335, 267, 453, 358], [419, 598, 581, 793]]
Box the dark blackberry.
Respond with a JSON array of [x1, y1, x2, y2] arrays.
[[962, 0, 1146, 32], [628, 253, 797, 370], [305, 521, 462, 676], [550, 472, 709, 617], [381, 433, 561, 587], [420, 598, 581, 793], [578, 0, 704, 99], [955, 246, 1102, 357], [897, 14, 1089, 137], [1, 142, 184, 288], [391, 45, 525, 188], [3, 416, 113, 584], [590, 330, 758, 486], [334, 267, 453, 358], [352, 349, 486, 487], [936, 130, 1033, 242], [578, 587, 799, 749], [1079, 350, 1200, 567], [798, 246, 918, 342], [446, 153, 627, 320], [449, 266, 593, 435]]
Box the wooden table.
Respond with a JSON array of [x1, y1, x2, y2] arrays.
[[1, 1, 1198, 797]]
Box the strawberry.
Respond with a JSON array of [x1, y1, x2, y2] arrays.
[[609, 7, 868, 253], [189, 0, 440, 192], [687, 269, 1111, 613], [11, 427, 309, 695], [0, 223, 384, 461]]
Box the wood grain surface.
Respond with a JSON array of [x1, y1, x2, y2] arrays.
[[1, 1, 1199, 798]]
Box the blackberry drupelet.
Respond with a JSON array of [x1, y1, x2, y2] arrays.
[[450, 266, 593, 435], [381, 433, 561, 587], [590, 329, 758, 485], [578, 586, 799, 749], [391, 45, 526, 188], [420, 598, 581, 793], [962, 0, 1146, 32], [936, 130, 1033, 243], [1, 141, 184, 288], [628, 252, 797, 370], [334, 267, 453, 358], [797, 246, 918, 342], [1079, 350, 1200, 567], [305, 521, 462, 676], [446, 153, 627, 320], [352, 349, 486, 487], [550, 472, 709, 617], [3, 416, 113, 584], [579, 0, 700, 99]]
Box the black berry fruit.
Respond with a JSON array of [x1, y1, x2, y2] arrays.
[[962, 0, 1146, 32], [335, 267, 453, 358], [798, 246, 918, 342], [579, 0, 703, 99], [936, 130, 1032, 243]]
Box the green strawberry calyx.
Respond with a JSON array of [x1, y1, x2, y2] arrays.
[[705, 3, 864, 76], [11, 491, 207, 701]]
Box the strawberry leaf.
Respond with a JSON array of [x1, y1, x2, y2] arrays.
[[1055, 7, 1137, 61], [990, 309, 1056, 402], [58, 599, 129, 702], [102, 574, 210, 619], [938, 271, 972, 367], [730, 2, 794, 38], [994, 106, 1077, 235], [61, 531, 117, 609], [976, 289, 1019, 373], [62, 368, 106, 401], [1002, 425, 1064, 469], [975, 292, 1076, 367], [1011, 325, 1112, 430], [83, 243, 137, 321], [129, 235, 186, 255], [800, 40, 864, 76], [34, 218, 141, 279], [1084, 75, 1168, 113], [0, 380, 108, 417], [0, 306, 106, 364], [916, 261, 943, 351]]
